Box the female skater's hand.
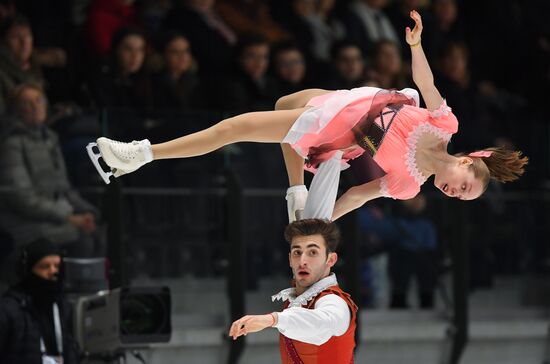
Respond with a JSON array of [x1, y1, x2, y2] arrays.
[[229, 314, 276, 340], [405, 10, 423, 46]]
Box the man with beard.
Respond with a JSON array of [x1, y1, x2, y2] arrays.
[[229, 219, 357, 363], [0, 238, 79, 364]]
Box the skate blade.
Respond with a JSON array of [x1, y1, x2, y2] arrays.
[[86, 142, 114, 184]]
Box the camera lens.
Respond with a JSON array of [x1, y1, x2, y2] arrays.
[[120, 293, 168, 335]]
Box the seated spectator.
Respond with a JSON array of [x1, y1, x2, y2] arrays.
[[358, 194, 439, 309], [0, 14, 44, 114], [17, 0, 77, 103], [366, 39, 409, 89], [340, 0, 399, 57], [209, 34, 279, 111], [324, 40, 367, 89], [0, 83, 100, 257], [422, 0, 464, 62], [151, 31, 200, 111], [434, 41, 491, 151], [163, 0, 236, 75], [271, 42, 309, 97], [216, 0, 290, 43], [0, 0, 15, 24], [90, 27, 152, 137], [0, 239, 79, 363], [282, 0, 345, 63], [84, 0, 138, 60]]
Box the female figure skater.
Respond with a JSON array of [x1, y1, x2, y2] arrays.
[[88, 11, 527, 222]]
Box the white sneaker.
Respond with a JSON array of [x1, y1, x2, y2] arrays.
[[96, 137, 153, 172]]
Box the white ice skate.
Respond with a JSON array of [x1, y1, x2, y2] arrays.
[[86, 137, 153, 184]]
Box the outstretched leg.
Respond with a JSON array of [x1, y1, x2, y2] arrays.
[[94, 107, 309, 175], [152, 107, 308, 160]]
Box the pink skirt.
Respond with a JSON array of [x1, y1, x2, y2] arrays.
[[282, 86, 420, 172]]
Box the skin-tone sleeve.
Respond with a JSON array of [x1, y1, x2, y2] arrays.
[[274, 294, 351, 346]]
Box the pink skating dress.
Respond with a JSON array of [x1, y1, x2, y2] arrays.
[[282, 86, 458, 200]]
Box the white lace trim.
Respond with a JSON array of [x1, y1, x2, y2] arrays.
[[429, 99, 452, 118], [272, 273, 338, 308], [405, 123, 453, 186]]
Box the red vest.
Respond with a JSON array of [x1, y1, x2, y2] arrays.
[[278, 285, 358, 364]]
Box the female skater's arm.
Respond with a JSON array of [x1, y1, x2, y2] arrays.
[[407, 10, 444, 112], [331, 179, 383, 221]]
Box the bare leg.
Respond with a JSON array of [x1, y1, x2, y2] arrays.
[[275, 88, 333, 186], [151, 108, 308, 160]]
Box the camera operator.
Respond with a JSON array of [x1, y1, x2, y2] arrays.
[[0, 238, 79, 364]]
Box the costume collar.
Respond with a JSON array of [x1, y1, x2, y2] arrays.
[[271, 273, 338, 308]]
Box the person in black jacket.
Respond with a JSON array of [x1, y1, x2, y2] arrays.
[[0, 238, 80, 364]]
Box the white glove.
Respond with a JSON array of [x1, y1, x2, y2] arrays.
[[286, 185, 308, 223]]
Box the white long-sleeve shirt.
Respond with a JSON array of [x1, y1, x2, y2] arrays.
[[271, 274, 351, 346]]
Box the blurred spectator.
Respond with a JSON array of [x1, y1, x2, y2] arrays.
[[282, 0, 345, 63], [216, 0, 290, 43], [324, 40, 366, 89], [271, 42, 308, 97], [0, 83, 100, 257], [421, 0, 464, 62], [359, 194, 439, 309], [0, 14, 43, 114], [340, 0, 399, 57], [435, 41, 523, 151], [90, 27, 152, 116], [84, 0, 138, 60], [366, 39, 408, 89], [151, 32, 200, 111], [387, 195, 438, 309], [209, 34, 278, 111], [0, 0, 15, 24], [137, 0, 172, 37], [163, 0, 236, 75], [17, 0, 77, 103], [0, 239, 80, 364]]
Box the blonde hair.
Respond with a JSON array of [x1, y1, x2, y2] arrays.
[[460, 147, 528, 192]]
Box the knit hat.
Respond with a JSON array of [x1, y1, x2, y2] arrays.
[[21, 238, 60, 273]]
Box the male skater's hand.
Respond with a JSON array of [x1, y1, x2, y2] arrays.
[[286, 185, 308, 222], [229, 313, 277, 340]]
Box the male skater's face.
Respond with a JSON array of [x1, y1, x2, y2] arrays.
[[289, 234, 337, 294]]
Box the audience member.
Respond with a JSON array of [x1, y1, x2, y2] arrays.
[[282, 0, 345, 64], [163, 0, 236, 75], [0, 83, 100, 257], [0, 239, 80, 364], [341, 0, 399, 57], [358, 194, 439, 309], [209, 34, 278, 111], [324, 40, 367, 89], [84, 0, 138, 60], [216, 0, 290, 43], [0, 14, 44, 114], [90, 26, 152, 133], [271, 42, 309, 98], [151, 31, 200, 111], [421, 0, 463, 62], [366, 39, 409, 89]]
